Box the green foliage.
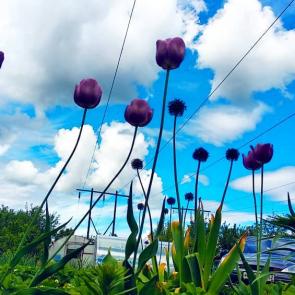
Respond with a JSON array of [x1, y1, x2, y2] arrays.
[[0, 204, 59, 256]]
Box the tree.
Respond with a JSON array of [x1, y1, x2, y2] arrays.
[[0, 204, 61, 255]]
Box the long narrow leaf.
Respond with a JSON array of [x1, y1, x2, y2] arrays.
[[185, 253, 202, 287], [30, 241, 90, 286], [288, 192, 295, 216], [41, 200, 51, 267], [15, 288, 67, 295], [203, 205, 222, 287], [10, 219, 71, 270], [125, 182, 138, 261], [239, 247, 259, 295], [208, 233, 247, 295], [155, 198, 166, 238], [136, 239, 159, 274]]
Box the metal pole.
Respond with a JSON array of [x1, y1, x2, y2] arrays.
[[111, 191, 118, 236], [87, 188, 94, 239]]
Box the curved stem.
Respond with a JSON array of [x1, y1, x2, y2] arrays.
[[1, 108, 87, 284], [133, 69, 170, 270], [183, 200, 190, 229], [194, 161, 201, 224], [137, 169, 154, 240], [172, 115, 182, 225], [31, 127, 138, 285], [220, 160, 234, 208]]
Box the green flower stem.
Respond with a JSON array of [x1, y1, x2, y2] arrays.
[[220, 160, 234, 208], [252, 170, 259, 275], [167, 204, 173, 276], [194, 161, 201, 225], [139, 210, 143, 250], [0, 108, 87, 285], [32, 126, 138, 282], [183, 199, 190, 229], [172, 115, 182, 225], [172, 114, 184, 284], [257, 165, 264, 282], [133, 69, 170, 270], [137, 169, 154, 240]]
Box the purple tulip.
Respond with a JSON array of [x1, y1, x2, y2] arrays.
[[74, 78, 102, 109], [124, 99, 153, 127], [251, 143, 273, 165], [242, 151, 262, 171], [156, 37, 185, 70], [0, 51, 4, 69]]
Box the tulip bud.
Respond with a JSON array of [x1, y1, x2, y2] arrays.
[[251, 143, 273, 165], [74, 78, 102, 109], [124, 99, 153, 127], [0, 51, 4, 69], [156, 37, 185, 70]]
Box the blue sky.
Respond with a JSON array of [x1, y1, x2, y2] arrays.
[[1, 0, 295, 237]]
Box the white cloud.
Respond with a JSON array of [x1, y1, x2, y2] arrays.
[[195, 0, 295, 102], [183, 102, 270, 146], [230, 166, 295, 201], [181, 173, 209, 185], [0, 144, 10, 156], [0, 121, 167, 233], [0, 0, 204, 110]]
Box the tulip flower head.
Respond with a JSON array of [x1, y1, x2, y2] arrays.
[[167, 197, 176, 206], [226, 148, 240, 161], [168, 99, 186, 117], [156, 37, 185, 70], [124, 99, 153, 127], [251, 143, 273, 165], [74, 78, 102, 109], [131, 158, 143, 170], [137, 203, 144, 211], [0, 51, 4, 69], [242, 150, 262, 171], [185, 192, 194, 201], [192, 147, 209, 162]]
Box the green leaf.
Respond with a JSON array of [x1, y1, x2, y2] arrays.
[[14, 287, 68, 294], [10, 219, 71, 270], [30, 241, 90, 287], [136, 239, 159, 274], [102, 248, 117, 267], [208, 233, 247, 295], [203, 205, 222, 288], [139, 275, 163, 295], [155, 198, 166, 238], [185, 253, 202, 287], [41, 200, 51, 267], [124, 182, 138, 261], [194, 203, 206, 268], [288, 192, 295, 216], [239, 247, 259, 295]]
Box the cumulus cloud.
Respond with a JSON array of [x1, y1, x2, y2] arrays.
[[195, 0, 295, 102], [0, 0, 204, 110], [0, 121, 167, 233], [183, 102, 270, 146], [230, 166, 295, 201]]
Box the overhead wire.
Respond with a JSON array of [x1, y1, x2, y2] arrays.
[[81, 0, 138, 189], [116, 0, 295, 194]]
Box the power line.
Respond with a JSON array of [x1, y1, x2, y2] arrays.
[[81, 0, 137, 189], [116, 0, 295, 193], [140, 110, 295, 200]]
